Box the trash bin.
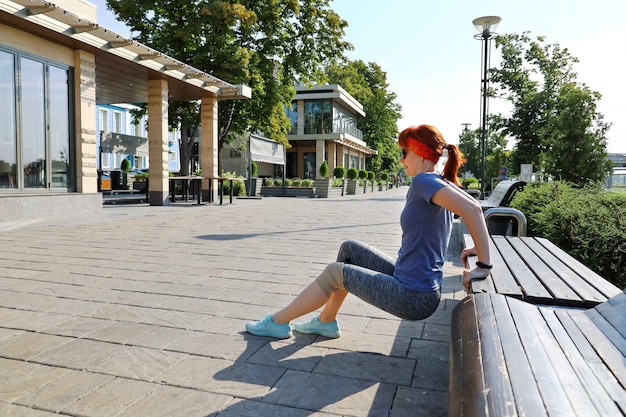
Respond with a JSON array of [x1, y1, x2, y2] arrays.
[[110, 170, 124, 190]]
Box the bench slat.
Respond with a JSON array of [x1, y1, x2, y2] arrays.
[[508, 237, 585, 305], [555, 309, 626, 413], [539, 308, 623, 416], [506, 298, 582, 416], [488, 295, 548, 417], [450, 296, 488, 417], [535, 237, 623, 299], [474, 295, 518, 416], [522, 237, 606, 306], [492, 236, 553, 302]]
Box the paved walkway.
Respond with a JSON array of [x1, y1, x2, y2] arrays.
[[0, 187, 467, 417]]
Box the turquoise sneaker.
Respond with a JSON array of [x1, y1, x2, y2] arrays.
[[245, 314, 292, 339], [294, 315, 341, 338]]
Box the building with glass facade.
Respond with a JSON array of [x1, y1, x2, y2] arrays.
[[0, 0, 249, 220], [286, 84, 376, 179]]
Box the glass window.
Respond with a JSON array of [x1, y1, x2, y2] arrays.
[[286, 102, 297, 134], [304, 100, 332, 134], [49, 65, 71, 189], [99, 109, 109, 133], [0, 50, 17, 189], [303, 152, 316, 179], [113, 111, 122, 133], [21, 57, 46, 189]]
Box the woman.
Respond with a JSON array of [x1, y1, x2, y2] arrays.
[[245, 124, 491, 339]]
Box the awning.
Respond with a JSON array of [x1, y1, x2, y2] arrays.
[[249, 134, 285, 165]]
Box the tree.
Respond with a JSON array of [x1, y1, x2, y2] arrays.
[[106, 0, 351, 174], [490, 32, 611, 184], [324, 60, 402, 174]]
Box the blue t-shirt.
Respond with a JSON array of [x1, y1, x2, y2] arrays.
[[394, 173, 452, 292]]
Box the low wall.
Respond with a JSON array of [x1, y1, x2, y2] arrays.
[[0, 193, 102, 221]]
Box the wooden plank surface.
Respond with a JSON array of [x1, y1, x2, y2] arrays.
[[492, 236, 553, 302]]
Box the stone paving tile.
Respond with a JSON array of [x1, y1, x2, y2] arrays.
[[13, 370, 113, 413], [0, 189, 467, 416]]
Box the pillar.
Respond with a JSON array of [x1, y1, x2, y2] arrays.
[[200, 97, 219, 201], [74, 50, 97, 193], [315, 139, 325, 179], [148, 79, 170, 205]]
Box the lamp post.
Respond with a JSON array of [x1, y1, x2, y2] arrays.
[[473, 15, 500, 197]]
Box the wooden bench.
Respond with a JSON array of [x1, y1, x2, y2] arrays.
[[464, 234, 622, 308], [478, 180, 526, 211], [449, 290, 626, 417]]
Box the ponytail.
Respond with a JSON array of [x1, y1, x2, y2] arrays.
[[442, 144, 466, 187]]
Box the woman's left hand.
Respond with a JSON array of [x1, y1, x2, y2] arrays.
[[462, 267, 490, 294]]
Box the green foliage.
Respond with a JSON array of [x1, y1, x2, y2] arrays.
[[134, 172, 149, 181], [221, 172, 246, 196], [291, 179, 302, 187], [332, 178, 343, 187], [319, 160, 329, 178], [358, 169, 368, 180], [380, 172, 389, 181], [273, 178, 283, 187], [120, 159, 131, 172], [511, 181, 626, 287], [462, 177, 479, 189], [325, 60, 402, 174], [302, 178, 313, 187], [251, 161, 258, 178], [347, 168, 358, 180], [333, 166, 346, 179], [284, 178, 293, 186], [264, 178, 273, 186], [367, 171, 375, 181], [491, 32, 611, 185], [106, 0, 352, 169]]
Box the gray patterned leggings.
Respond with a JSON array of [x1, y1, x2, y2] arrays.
[[337, 240, 440, 320]]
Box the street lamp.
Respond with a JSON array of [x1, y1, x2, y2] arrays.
[[473, 15, 500, 197]]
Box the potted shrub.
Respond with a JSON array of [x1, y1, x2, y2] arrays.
[[380, 172, 389, 190], [315, 160, 333, 198], [248, 161, 263, 196], [333, 166, 346, 196], [346, 168, 358, 195], [367, 171, 375, 192], [132, 171, 149, 194], [358, 169, 368, 193]]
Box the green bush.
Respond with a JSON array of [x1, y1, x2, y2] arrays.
[[263, 178, 273, 186], [511, 181, 626, 287], [292, 179, 302, 187], [273, 178, 282, 187], [380, 172, 389, 181], [120, 158, 131, 172], [332, 178, 343, 187], [367, 171, 375, 181], [333, 166, 346, 179], [221, 172, 246, 196], [358, 169, 368, 180], [284, 178, 292, 187], [347, 168, 358, 180], [462, 177, 479, 189], [251, 161, 258, 178], [319, 160, 329, 178]]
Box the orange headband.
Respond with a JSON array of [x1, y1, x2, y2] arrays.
[[408, 141, 441, 163]]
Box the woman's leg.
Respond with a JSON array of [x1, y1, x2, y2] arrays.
[[337, 240, 395, 275]]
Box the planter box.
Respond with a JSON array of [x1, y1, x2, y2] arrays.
[[314, 179, 332, 198], [247, 178, 263, 196], [261, 186, 315, 198]]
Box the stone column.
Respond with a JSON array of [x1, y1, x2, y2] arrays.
[[74, 50, 97, 193], [148, 79, 170, 206], [327, 141, 337, 174], [315, 139, 325, 179], [200, 97, 219, 201]]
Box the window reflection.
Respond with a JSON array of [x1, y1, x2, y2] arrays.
[[21, 57, 46, 189], [0, 50, 17, 189]]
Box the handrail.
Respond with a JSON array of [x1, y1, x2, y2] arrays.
[[483, 207, 528, 237]]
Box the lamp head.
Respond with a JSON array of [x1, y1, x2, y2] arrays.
[[472, 16, 501, 34]]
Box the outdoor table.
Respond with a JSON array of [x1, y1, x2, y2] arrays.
[[206, 177, 237, 204], [169, 176, 203, 204]]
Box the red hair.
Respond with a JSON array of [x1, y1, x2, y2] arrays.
[[398, 125, 466, 186]]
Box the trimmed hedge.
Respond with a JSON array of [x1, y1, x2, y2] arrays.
[[510, 181, 626, 288]]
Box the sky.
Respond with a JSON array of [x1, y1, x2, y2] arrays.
[[91, 0, 626, 153]]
